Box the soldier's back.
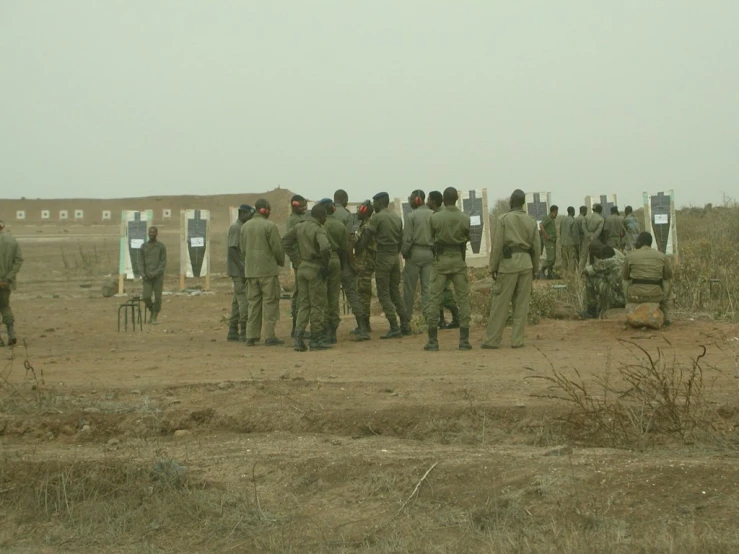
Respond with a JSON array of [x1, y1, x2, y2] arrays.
[[324, 217, 347, 251]]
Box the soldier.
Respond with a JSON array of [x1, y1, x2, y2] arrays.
[[603, 206, 625, 250], [226, 204, 254, 342], [357, 192, 411, 338], [622, 206, 640, 251], [539, 205, 558, 279], [576, 205, 588, 266], [282, 204, 333, 351], [481, 189, 540, 349], [332, 189, 353, 229], [579, 203, 605, 272], [402, 189, 434, 321], [0, 220, 23, 347], [137, 226, 167, 324], [424, 187, 472, 351], [580, 245, 626, 318], [427, 190, 460, 329], [287, 195, 308, 338], [354, 200, 376, 334], [559, 206, 580, 274], [623, 232, 673, 326], [240, 198, 286, 346]]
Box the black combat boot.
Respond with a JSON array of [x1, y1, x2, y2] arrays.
[[353, 315, 370, 341], [329, 325, 338, 344], [290, 316, 296, 338], [6, 322, 16, 346], [579, 306, 598, 319], [438, 309, 448, 329], [238, 323, 247, 342], [424, 325, 439, 351], [400, 319, 412, 336], [458, 327, 472, 350], [293, 331, 307, 352], [226, 324, 240, 342], [380, 316, 402, 339], [446, 307, 460, 329], [265, 337, 285, 346], [309, 334, 332, 350], [364, 316, 372, 333]]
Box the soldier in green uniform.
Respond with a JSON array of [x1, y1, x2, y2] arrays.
[[539, 205, 558, 279], [240, 198, 286, 346], [576, 205, 588, 267], [427, 190, 460, 329], [579, 203, 605, 272], [424, 187, 472, 351], [580, 245, 626, 318], [559, 206, 580, 274], [623, 232, 673, 325], [603, 206, 625, 250], [0, 220, 23, 347], [354, 200, 376, 334], [622, 206, 639, 251], [226, 204, 254, 341], [357, 192, 411, 338], [402, 189, 434, 321], [282, 204, 333, 351], [287, 195, 308, 337], [481, 189, 540, 349], [137, 226, 167, 324]]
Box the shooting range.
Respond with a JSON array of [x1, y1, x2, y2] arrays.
[[59, 210, 68, 220], [102, 210, 111, 221], [118, 210, 154, 294], [41, 210, 50, 220], [74, 209, 84, 221], [585, 194, 618, 214], [180, 209, 211, 290], [643, 190, 678, 261]]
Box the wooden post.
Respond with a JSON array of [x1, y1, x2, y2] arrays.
[[179, 209, 186, 290], [205, 215, 211, 291]]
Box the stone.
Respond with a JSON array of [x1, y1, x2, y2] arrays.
[[173, 429, 191, 438], [625, 303, 664, 330], [80, 424, 91, 433], [102, 279, 118, 298]]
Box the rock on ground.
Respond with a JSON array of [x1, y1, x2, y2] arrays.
[[626, 303, 664, 330]]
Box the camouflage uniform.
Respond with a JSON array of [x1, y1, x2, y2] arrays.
[[584, 254, 626, 312], [354, 218, 376, 322]]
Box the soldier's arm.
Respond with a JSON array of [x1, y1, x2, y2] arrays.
[[270, 224, 285, 267], [401, 213, 413, 258], [281, 227, 300, 267], [136, 247, 146, 279], [594, 218, 604, 239], [539, 219, 550, 241], [355, 215, 376, 250], [156, 244, 167, 277], [531, 222, 541, 274], [8, 241, 24, 282], [662, 257, 673, 281], [317, 228, 332, 265], [489, 218, 504, 275]]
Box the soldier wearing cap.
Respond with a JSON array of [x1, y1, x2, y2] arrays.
[[287, 195, 308, 337], [402, 189, 434, 322], [623, 231, 673, 325], [226, 204, 254, 341], [357, 192, 411, 338]]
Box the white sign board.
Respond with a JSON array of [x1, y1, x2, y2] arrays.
[[16, 210, 25, 220]]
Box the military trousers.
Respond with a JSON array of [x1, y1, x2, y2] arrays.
[[341, 262, 364, 318], [356, 262, 375, 317], [290, 267, 299, 319], [482, 269, 533, 348], [426, 264, 471, 329], [561, 245, 579, 274], [229, 276, 248, 329], [626, 283, 670, 320], [585, 275, 625, 311], [296, 264, 327, 337], [325, 256, 341, 329], [245, 276, 281, 341], [0, 289, 13, 324], [374, 252, 408, 325], [403, 247, 434, 320], [142, 275, 164, 314], [578, 238, 591, 272], [543, 240, 556, 270]]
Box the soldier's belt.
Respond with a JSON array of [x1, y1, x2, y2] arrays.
[[631, 278, 663, 288]]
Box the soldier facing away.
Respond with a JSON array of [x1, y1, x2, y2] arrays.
[[576, 205, 588, 267], [282, 204, 333, 351], [427, 190, 460, 329], [539, 205, 558, 279], [353, 200, 376, 335], [240, 198, 286, 346], [603, 206, 625, 250], [559, 206, 581, 274], [0, 220, 23, 347], [622, 232, 673, 326], [580, 245, 626, 319], [402, 189, 434, 322], [482, 189, 540, 349], [579, 203, 605, 272], [622, 206, 640, 251], [287, 195, 308, 338], [424, 187, 472, 351], [226, 204, 254, 342], [137, 226, 167, 324]]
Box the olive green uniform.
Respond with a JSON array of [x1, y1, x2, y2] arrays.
[[282, 217, 331, 339], [240, 214, 285, 341], [330, 211, 364, 320], [365, 209, 409, 328], [559, 215, 580, 273], [603, 214, 625, 250], [354, 218, 376, 318], [426, 205, 471, 329], [0, 230, 23, 343], [622, 246, 673, 320], [540, 214, 557, 275], [482, 208, 540, 348], [227, 220, 248, 334], [287, 212, 306, 326], [576, 213, 587, 267], [323, 216, 347, 332], [137, 241, 167, 315], [622, 214, 639, 251], [579, 212, 605, 271], [402, 204, 434, 320]]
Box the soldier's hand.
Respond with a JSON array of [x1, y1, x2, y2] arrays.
[[491, 271, 497, 280]]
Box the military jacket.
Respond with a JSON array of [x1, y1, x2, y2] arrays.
[[430, 205, 470, 273], [0, 230, 23, 290], [137, 241, 167, 279], [584, 212, 605, 241], [323, 216, 348, 260], [227, 220, 245, 277], [366, 210, 403, 254], [240, 214, 285, 278], [603, 215, 625, 243], [489, 208, 540, 274], [282, 217, 330, 268], [540, 214, 557, 242], [559, 215, 580, 247], [401, 204, 433, 258]]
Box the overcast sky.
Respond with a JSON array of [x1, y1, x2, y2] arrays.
[[2, 1, 737, 208]]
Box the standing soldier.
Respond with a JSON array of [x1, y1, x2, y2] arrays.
[[539, 205, 558, 279], [559, 206, 580, 274], [357, 192, 410, 338], [332, 189, 353, 228], [240, 198, 286, 346], [603, 206, 625, 250], [402, 189, 434, 321], [481, 189, 540, 349], [282, 204, 333, 351], [287, 195, 308, 337], [623, 232, 673, 326], [424, 187, 472, 351], [0, 220, 23, 347], [427, 190, 460, 329], [576, 205, 588, 267], [137, 226, 167, 324], [579, 203, 605, 271], [354, 200, 376, 334], [622, 206, 640, 251], [226, 204, 254, 342]]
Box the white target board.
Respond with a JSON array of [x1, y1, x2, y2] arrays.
[[102, 210, 111, 221], [180, 209, 211, 284], [163, 209, 172, 219], [229, 206, 239, 224], [74, 209, 84, 220], [119, 210, 154, 282], [59, 210, 68, 220], [456, 188, 490, 268], [585, 194, 618, 215], [523, 192, 551, 226], [642, 190, 678, 260], [16, 210, 25, 220], [41, 210, 50, 220]]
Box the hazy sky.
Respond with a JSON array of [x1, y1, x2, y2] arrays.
[[2, 1, 737, 208]]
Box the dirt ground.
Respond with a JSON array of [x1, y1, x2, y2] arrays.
[[2, 220, 739, 553]]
